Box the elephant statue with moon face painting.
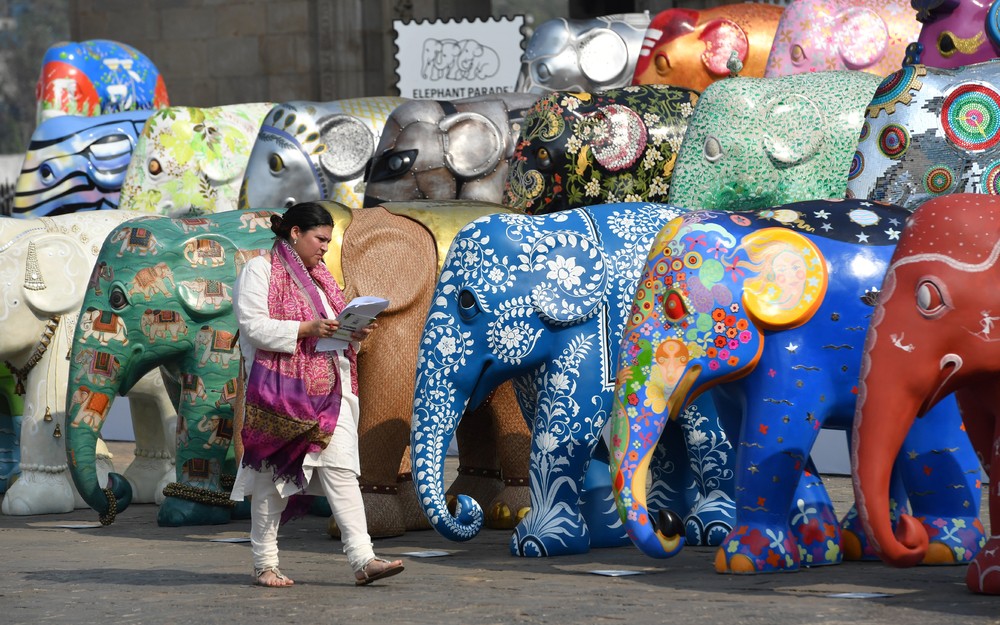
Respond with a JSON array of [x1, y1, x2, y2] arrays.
[[611, 199, 983, 574], [0, 211, 176, 516]]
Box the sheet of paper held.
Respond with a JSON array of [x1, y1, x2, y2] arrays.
[[316, 296, 389, 352]]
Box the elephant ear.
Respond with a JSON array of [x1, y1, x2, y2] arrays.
[[529, 231, 609, 325], [762, 94, 826, 166], [439, 112, 505, 179], [578, 28, 630, 84], [740, 228, 828, 331], [989, 0, 1000, 50], [700, 19, 749, 76], [317, 114, 376, 181], [834, 7, 888, 70], [23, 233, 92, 316]]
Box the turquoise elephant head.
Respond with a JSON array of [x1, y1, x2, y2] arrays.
[[239, 97, 405, 210], [667, 71, 882, 211]]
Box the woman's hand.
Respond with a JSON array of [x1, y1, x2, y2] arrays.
[[299, 318, 340, 339], [351, 321, 378, 342]]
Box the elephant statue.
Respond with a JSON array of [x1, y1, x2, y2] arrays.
[[238, 97, 405, 210], [764, 0, 920, 78], [853, 193, 1000, 594], [514, 13, 651, 94], [65, 209, 280, 526], [333, 201, 531, 537], [905, 0, 1000, 68], [611, 199, 982, 574], [667, 70, 882, 211], [361, 93, 539, 206], [13, 110, 155, 218], [632, 4, 784, 92], [410, 202, 738, 557], [35, 39, 169, 124], [117, 103, 273, 217], [846, 61, 1000, 210], [0, 211, 176, 515], [502, 85, 700, 215]]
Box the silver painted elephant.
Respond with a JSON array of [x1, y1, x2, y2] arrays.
[[0, 212, 176, 515], [361, 93, 540, 206], [238, 97, 405, 210]]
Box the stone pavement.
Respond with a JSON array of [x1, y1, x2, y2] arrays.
[[0, 443, 996, 625]]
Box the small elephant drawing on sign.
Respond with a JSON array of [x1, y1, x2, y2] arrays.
[[111, 226, 161, 256], [194, 326, 238, 368], [78, 307, 129, 347], [68, 386, 112, 431], [183, 239, 226, 268], [180, 278, 231, 311], [140, 309, 189, 343], [129, 262, 175, 301], [238, 210, 272, 233], [73, 348, 121, 385]]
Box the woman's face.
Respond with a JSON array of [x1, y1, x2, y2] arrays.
[[291, 224, 333, 268], [771, 248, 806, 308]]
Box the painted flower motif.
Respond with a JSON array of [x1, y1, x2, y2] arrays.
[[546, 255, 585, 289], [584, 179, 601, 197], [714, 336, 727, 348], [680, 102, 694, 117], [488, 266, 505, 283], [727, 356, 739, 367], [730, 303, 740, 313], [736, 319, 749, 331], [498, 325, 524, 350], [738, 528, 771, 553], [713, 321, 726, 334], [708, 360, 720, 371], [535, 431, 560, 454], [712, 308, 726, 322], [566, 134, 582, 154], [437, 335, 458, 358], [628, 393, 639, 406], [718, 349, 730, 360], [644, 381, 667, 413], [549, 372, 571, 391], [726, 328, 738, 339], [728, 339, 739, 350]]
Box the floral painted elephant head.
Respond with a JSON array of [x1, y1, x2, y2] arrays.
[[611, 199, 982, 573], [632, 4, 784, 92], [852, 193, 1000, 594], [361, 93, 539, 206], [764, 0, 920, 77], [906, 0, 1000, 68], [411, 202, 694, 557], [514, 13, 650, 94], [35, 39, 168, 124], [846, 61, 1000, 210], [667, 70, 882, 211], [13, 110, 154, 217], [503, 85, 699, 215], [238, 97, 405, 210], [118, 103, 273, 216], [65, 209, 282, 527]]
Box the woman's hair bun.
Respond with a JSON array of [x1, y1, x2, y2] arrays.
[[270, 213, 284, 236]]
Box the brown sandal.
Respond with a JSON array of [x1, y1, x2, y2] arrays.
[[254, 566, 294, 587], [355, 557, 404, 586]]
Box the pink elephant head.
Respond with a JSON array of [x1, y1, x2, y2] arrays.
[[906, 0, 1000, 68], [764, 0, 920, 77]]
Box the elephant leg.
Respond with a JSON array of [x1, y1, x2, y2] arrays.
[[120, 370, 177, 504], [960, 387, 1000, 594], [579, 438, 630, 549], [790, 456, 841, 568], [895, 396, 985, 565], [840, 455, 910, 561]]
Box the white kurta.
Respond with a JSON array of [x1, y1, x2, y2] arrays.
[[229, 255, 360, 502]]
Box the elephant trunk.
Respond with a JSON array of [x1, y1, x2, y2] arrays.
[[611, 378, 685, 559], [852, 358, 929, 567], [411, 376, 484, 542]]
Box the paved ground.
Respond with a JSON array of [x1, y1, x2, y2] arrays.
[[1, 443, 997, 625]]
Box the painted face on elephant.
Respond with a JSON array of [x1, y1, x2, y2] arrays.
[[504, 85, 699, 214], [633, 4, 784, 91], [764, 0, 920, 78], [847, 61, 1000, 210], [906, 0, 1000, 68], [515, 13, 651, 94], [667, 70, 882, 211]]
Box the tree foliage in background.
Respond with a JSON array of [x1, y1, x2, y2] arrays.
[[0, 0, 69, 154]]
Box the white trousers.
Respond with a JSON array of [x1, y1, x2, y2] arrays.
[[250, 466, 375, 573]]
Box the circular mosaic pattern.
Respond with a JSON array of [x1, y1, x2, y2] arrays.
[[924, 166, 954, 194], [867, 65, 926, 118], [942, 84, 1000, 152], [982, 161, 1000, 194], [848, 208, 880, 227], [848, 151, 864, 180], [878, 124, 910, 159], [858, 120, 870, 142]]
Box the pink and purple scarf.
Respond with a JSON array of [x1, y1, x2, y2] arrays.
[[240, 238, 357, 490]]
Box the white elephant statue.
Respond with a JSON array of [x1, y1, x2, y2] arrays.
[[0, 212, 177, 515]]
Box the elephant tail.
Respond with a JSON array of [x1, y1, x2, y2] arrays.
[[412, 416, 484, 542]]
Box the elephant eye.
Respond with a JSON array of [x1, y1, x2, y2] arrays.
[[663, 289, 688, 322], [915, 280, 946, 316], [536, 63, 551, 81], [366, 149, 418, 183], [268, 153, 284, 173], [148, 158, 162, 176], [704, 136, 723, 162], [458, 288, 479, 320], [937, 31, 957, 58], [109, 285, 129, 311], [654, 53, 670, 74], [790, 44, 806, 64], [536, 147, 551, 169], [39, 164, 55, 183]]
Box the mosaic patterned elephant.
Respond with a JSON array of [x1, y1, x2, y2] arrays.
[[667, 70, 882, 211], [612, 199, 982, 574], [514, 13, 650, 94], [846, 61, 1000, 210], [117, 103, 273, 217], [13, 110, 154, 218], [239, 97, 405, 210], [35, 39, 168, 123], [411, 202, 736, 557], [361, 93, 539, 206], [65, 210, 279, 526], [632, 4, 784, 91], [764, 0, 920, 78], [853, 194, 1000, 594], [502, 85, 700, 215], [905, 0, 1000, 68], [0, 212, 175, 515]]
